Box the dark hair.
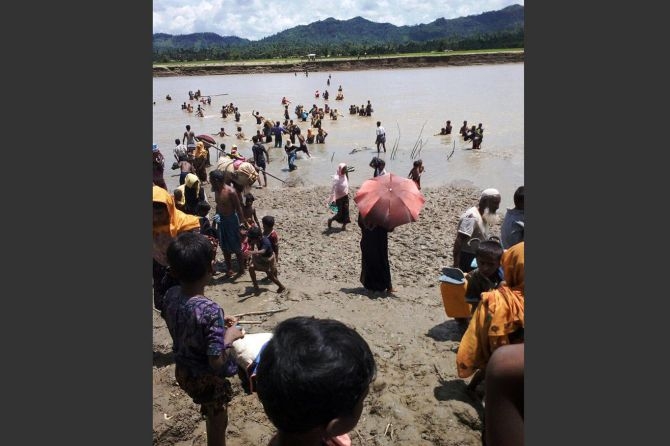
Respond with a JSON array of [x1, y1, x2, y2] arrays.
[[209, 169, 225, 184], [476, 239, 504, 261], [261, 215, 275, 228], [256, 316, 376, 434], [247, 226, 262, 239], [174, 138, 180, 144], [195, 200, 211, 217], [166, 232, 214, 283], [245, 193, 255, 202], [513, 186, 524, 209], [413, 159, 422, 167]]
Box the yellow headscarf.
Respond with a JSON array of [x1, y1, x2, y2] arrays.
[[184, 173, 201, 200], [456, 287, 524, 378], [152, 185, 200, 237], [456, 241, 525, 379], [502, 241, 524, 292], [194, 141, 207, 158]]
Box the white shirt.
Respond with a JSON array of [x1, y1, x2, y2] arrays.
[[174, 143, 188, 160], [376, 126, 386, 136], [456, 206, 490, 254]]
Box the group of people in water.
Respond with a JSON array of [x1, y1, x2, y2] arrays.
[[434, 119, 484, 149]]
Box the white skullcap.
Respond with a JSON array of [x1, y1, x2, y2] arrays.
[[481, 188, 500, 198]]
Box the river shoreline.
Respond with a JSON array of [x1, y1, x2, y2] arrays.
[[153, 50, 524, 77]]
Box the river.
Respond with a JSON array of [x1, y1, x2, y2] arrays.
[[153, 62, 523, 209]]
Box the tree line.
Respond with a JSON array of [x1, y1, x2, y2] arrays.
[[153, 29, 523, 63]]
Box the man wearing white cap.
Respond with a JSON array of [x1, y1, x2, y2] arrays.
[[452, 188, 501, 272]]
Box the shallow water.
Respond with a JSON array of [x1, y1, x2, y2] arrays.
[[153, 63, 523, 209]]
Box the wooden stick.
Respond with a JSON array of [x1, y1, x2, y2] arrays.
[[236, 320, 263, 324], [447, 140, 455, 160], [260, 169, 287, 184], [233, 308, 288, 318]]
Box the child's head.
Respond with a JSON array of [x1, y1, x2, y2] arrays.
[[173, 188, 183, 201], [244, 193, 255, 205], [413, 159, 423, 168], [256, 316, 376, 437], [195, 200, 211, 218], [166, 232, 215, 284], [475, 240, 504, 279], [247, 226, 262, 242], [513, 185, 524, 210], [261, 215, 275, 230]]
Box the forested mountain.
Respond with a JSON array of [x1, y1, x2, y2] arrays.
[[153, 4, 523, 62]]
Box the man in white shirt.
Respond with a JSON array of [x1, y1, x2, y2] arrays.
[[452, 188, 502, 272], [173, 138, 188, 162], [375, 121, 386, 154]]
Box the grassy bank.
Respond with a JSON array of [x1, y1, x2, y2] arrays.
[[153, 49, 524, 77]]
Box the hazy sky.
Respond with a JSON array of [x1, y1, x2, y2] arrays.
[[153, 1, 524, 41]]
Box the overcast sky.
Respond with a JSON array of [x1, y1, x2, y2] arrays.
[[153, 1, 524, 41]]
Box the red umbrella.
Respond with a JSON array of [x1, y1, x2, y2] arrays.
[[354, 173, 425, 230], [195, 134, 216, 146]]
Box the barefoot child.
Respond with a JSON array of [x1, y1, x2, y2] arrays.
[[261, 215, 279, 265], [242, 193, 261, 228], [162, 232, 246, 446], [246, 226, 285, 294], [408, 159, 425, 190]]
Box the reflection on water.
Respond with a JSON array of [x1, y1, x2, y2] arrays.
[[153, 63, 523, 209]]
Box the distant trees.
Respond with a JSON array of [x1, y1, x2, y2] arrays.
[[152, 6, 524, 62]]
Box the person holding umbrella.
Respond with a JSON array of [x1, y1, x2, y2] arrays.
[[357, 213, 394, 295], [327, 163, 351, 230], [354, 173, 426, 296]]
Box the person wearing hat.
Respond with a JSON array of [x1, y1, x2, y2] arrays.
[[152, 144, 168, 190], [452, 188, 501, 272]]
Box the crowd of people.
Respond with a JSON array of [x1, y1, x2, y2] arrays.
[[153, 81, 524, 446]]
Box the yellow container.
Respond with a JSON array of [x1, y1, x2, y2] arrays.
[[439, 267, 471, 319]]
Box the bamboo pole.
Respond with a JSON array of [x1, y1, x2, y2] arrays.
[[233, 308, 288, 318]]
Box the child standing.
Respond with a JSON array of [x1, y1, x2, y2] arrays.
[[408, 159, 425, 190], [463, 240, 505, 322], [242, 193, 261, 228], [162, 232, 245, 446], [246, 226, 285, 294], [256, 316, 377, 446], [261, 215, 279, 265]]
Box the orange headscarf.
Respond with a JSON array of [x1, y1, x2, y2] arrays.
[[501, 241, 524, 292], [194, 141, 207, 159], [152, 185, 200, 237]]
